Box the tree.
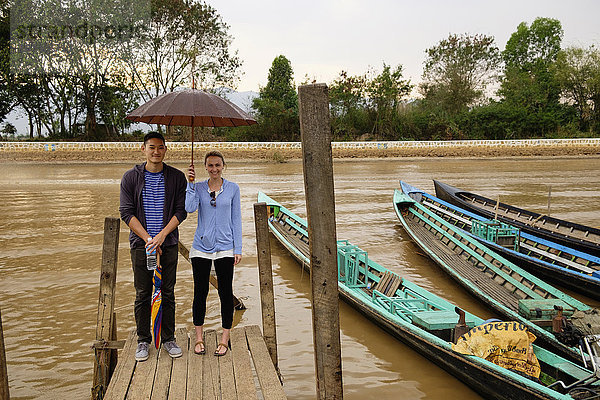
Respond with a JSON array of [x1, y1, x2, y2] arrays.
[[0, 0, 13, 123], [124, 0, 242, 103], [366, 63, 412, 137], [251, 55, 299, 141], [499, 18, 563, 112], [554, 46, 600, 132], [420, 33, 500, 114], [328, 70, 370, 139]]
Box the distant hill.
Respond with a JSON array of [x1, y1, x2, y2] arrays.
[[220, 88, 258, 114]]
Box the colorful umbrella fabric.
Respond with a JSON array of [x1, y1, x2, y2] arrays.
[[151, 263, 162, 349]]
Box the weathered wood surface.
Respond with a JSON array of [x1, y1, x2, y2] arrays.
[[104, 325, 286, 399], [178, 241, 246, 310], [253, 202, 279, 370], [93, 217, 120, 400], [0, 308, 9, 400], [299, 83, 344, 399]]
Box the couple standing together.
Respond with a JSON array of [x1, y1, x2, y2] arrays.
[[119, 132, 242, 361]]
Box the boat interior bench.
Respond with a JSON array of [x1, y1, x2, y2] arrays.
[[518, 299, 575, 322], [412, 310, 477, 331]]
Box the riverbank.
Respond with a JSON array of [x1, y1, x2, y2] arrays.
[[0, 139, 598, 162]]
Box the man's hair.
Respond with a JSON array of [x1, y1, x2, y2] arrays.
[[143, 132, 166, 145]]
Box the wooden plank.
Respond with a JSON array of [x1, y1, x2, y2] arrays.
[[186, 330, 204, 400], [230, 327, 257, 400], [104, 330, 137, 400], [126, 345, 159, 400], [0, 308, 9, 400], [203, 330, 218, 399], [150, 346, 173, 400], [94, 217, 121, 399], [169, 328, 189, 399], [385, 275, 402, 297], [217, 335, 236, 400], [520, 242, 595, 273], [245, 325, 286, 400]]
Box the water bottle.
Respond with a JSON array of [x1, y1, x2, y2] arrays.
[[146, 238, 157, 270]]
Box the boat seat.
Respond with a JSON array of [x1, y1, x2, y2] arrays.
[[517, 299, 575, 320], [412, 310, 476, 331], [375, 271, 402, 297]]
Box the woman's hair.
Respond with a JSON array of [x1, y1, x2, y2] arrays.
[[204, 150, 226, 166]]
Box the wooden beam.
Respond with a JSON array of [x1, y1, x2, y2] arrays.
[[253, 202, 278, 371], [230, 327, 257, 400], [178, 241, 246, 310], [0, 307, 9, 400], [246, 325, 286, 400], [298, 83, 344, 400], [93, 217, 120, 400]]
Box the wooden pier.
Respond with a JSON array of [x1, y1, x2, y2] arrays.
[[103, 325, 286, 400]]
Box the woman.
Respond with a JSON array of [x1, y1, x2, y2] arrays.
[[185, 151, 242, 356]]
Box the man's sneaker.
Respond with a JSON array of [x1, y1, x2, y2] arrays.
[[163, 340, 182, 358], [135, 342, 149, 362]]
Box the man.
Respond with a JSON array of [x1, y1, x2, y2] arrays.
[[119, 132, 187, 361]]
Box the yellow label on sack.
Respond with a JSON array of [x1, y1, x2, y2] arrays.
[[452, 321, 541, 379]]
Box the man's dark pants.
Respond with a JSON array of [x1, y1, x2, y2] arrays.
[[131, 244, 178, 344]]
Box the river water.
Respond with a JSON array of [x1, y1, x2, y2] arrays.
[[1, 156, 599, 399]]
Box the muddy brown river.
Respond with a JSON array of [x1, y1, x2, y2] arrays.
[[1, 156, 599, 399]]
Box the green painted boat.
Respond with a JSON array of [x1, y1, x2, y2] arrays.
[[393, 190, 593, 366], [400, 181, 600, 301], [259, 191, 600, 400]]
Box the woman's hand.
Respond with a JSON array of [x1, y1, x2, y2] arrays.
[[187, 164, 195, 182], [234, 254, 242, 265]]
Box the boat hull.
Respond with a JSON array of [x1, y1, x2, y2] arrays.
[[260, 192, 576, 400], [433, 180, 600, 257]]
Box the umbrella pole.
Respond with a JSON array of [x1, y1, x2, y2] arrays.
[[190, 126, 195, 182]]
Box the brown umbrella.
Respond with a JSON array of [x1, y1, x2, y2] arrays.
[[127, 89, 257, 127], [126, 88, 257, 177]]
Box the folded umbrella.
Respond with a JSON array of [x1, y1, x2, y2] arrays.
[[151, 262, 162, 349]]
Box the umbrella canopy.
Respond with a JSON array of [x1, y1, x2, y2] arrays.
[[151, 264, 162, 349], [126, 88, 257, 127]]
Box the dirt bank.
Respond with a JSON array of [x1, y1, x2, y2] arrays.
[[0, 144, 598, 162]]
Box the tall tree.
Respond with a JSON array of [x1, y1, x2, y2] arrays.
[[329, 70, 370, 139], [123, 0, 242, 104], [367, 63, 412, 137], [251, 55, 299, 141], [554, 46, 600, 132], [0, 0, 12, 123], [420, 33, 500, 114], [499, 17, 563, 112]]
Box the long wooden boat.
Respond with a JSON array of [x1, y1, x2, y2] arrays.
[[401, 181, 600, 301], [393, 189, 595, 366], [433, 180, 600, 257], [258, 191, 599, 400]]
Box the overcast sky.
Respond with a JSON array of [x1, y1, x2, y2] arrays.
[[208, 0, 600, 93]]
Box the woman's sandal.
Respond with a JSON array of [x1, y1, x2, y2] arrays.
[[194, 340, 205, 355], [214, 342, 228, 357]]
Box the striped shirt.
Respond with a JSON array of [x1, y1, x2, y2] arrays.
[[143, 170, 165, 238]]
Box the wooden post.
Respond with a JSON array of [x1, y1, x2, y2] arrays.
[[298, 83, 343, 400], [92, 217, 120, 400], [0, 308, 9, 400], [253, 202, 278, 371], [547, 185, 552, 217]]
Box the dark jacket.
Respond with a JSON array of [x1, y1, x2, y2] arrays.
[[119, 162, 187, 248]]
